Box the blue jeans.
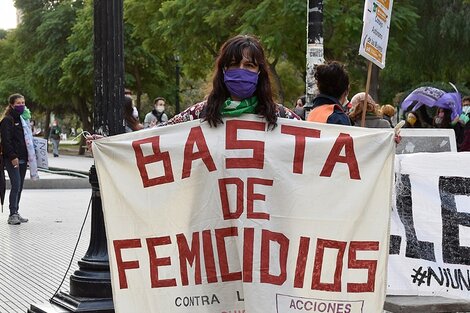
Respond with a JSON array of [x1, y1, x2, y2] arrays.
[[5, 160, 27, 216], [51, 138, 60, 156]]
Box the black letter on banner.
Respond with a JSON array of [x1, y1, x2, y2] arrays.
[[439, 176, 470, 265], [390, 174, 402, 255], [395, 174, 435, 261]]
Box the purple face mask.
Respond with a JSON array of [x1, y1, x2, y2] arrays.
[[14, 105, 25, 115], [224, 68, 259, 99]]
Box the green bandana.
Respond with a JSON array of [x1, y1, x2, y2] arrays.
[[21, 106, 31, 120], [220, 96, 258, 117]]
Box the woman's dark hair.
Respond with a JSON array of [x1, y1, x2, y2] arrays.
[[205, 34, 277, 128], [314, 61, 349, 99], [154, 97, 165, 105], [433, 108, 452, 128], [122, 96, 140, 131], [296, 95, 306, 107]]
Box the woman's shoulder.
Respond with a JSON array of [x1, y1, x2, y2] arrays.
[[0, 113, 14, 125], [166, 101, 207, 125]]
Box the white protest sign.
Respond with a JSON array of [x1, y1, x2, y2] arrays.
[[396, 129, 457, 154], [359, 0, 394, 68], [32, 137, 48, 169], [388, 152, 470, 299], [93, 116, 395, 313]]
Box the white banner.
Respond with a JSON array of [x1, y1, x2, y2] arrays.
[[359, 0, 393, 68], [388, 152, 470, 299], [93, 116, 395, 313]]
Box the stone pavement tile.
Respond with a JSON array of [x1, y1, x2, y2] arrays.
[[0, 189, 91, 313]]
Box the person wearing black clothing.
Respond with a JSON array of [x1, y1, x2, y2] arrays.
[[0, 94, 29, 225]]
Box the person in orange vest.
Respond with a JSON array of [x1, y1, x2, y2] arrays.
[[306, 61, 351, 125]]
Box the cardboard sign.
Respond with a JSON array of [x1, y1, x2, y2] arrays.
[[93, 116, 395, 313], [32, 137, 48, 169], [359, 0, 394, 68], [396, 129, 457, 154]]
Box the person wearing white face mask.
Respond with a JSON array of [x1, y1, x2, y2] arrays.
[[123, 95, 143, 133], [144, 97, 169, 128], [458, 96, 470, 125]]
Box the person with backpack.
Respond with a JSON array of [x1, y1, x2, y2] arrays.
[[0, 93, 30, 225], [143, 97, 169, 128]]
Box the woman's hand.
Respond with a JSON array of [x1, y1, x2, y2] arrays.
[[85, 134, 104, 155]]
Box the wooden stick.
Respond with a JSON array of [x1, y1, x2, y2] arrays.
[[361, 61, 373, 127]]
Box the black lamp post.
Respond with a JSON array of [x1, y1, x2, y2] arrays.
[[28, 1, 124, 312], [175, 55, 181, 114]]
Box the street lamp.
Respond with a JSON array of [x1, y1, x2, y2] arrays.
[[175, 55, 181, 114], [29, 1, 123, 312]]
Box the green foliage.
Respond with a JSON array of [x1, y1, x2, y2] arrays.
[[0, 32, 29, 103], [60, 0, 94, 101], [380, 0, 470, 103], [0, 0, 468, 131], [0, 30, 8, 40]]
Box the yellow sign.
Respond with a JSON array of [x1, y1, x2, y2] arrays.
[[359, 0, 393, 68], [365, 42, 383, 62], [376, 5, 388, 22], [377, 0, 391, 9]]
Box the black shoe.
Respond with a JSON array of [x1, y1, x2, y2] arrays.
[[54, 154, 59, 157]]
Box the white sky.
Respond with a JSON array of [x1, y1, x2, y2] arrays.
[[0, 0, 17, 30]]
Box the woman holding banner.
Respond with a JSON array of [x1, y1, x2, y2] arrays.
[[86, 35, 299, 151], [165, 34, 300, 127]]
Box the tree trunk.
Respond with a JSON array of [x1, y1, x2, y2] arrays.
[[369, 63, 380, 102], [269, 62, 284, 104], [44, 108, 51, 140]]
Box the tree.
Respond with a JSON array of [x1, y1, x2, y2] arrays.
[[380, 0, 470, 104], [323, 0, 420, 103], [127, 0, 307, 104]]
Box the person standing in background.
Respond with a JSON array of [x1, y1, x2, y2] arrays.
[[144, 97, 169, 128], [348, 92, 391, 128], [381, 104, 396, 127], [123, 95, 144, 132], [294, 95, 306, 120], [0, 94, 30, 225], [49, 120, 61, 157], [305, 61, 351, 125]]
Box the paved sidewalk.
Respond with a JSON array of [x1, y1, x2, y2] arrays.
[[0, 154, 94, 313]]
